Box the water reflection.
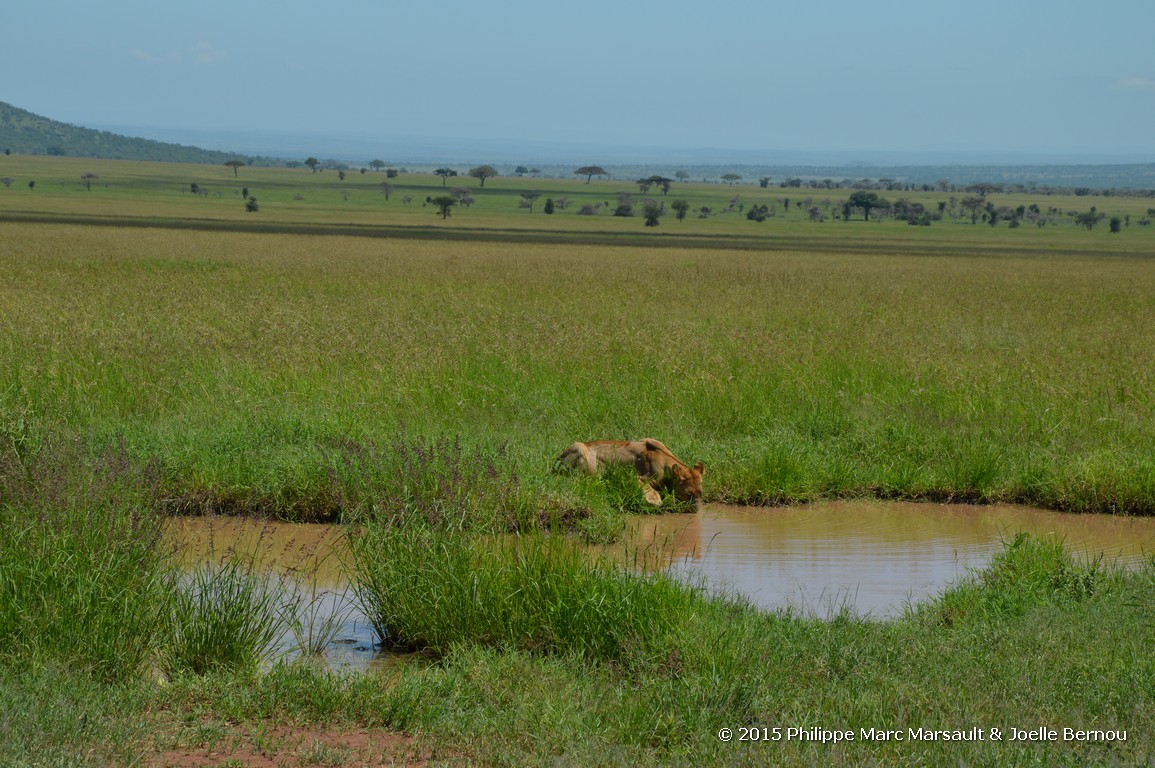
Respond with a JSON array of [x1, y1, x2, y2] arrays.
[[624, 501, 1155, 616], [168, 502, 1155, 669], [165, 517, 386, 672]]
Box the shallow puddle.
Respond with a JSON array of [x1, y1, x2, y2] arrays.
[[164, 517, 381, 672], [168, 501, 1155, 670], [625, 501, 1155, 616]]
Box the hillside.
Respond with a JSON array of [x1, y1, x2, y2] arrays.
[[0, 101, 244, 164]]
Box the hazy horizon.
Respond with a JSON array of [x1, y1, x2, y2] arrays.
[[8, 0, 1154, 165], [83, 122, 1155, 168]]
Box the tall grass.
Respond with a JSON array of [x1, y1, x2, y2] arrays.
[[911, 531, 1110, 627], [332, 434, 540, 531], [164, 557, 286, 676], [349, 522, 701, 662], [3, 222, 1152, 517], [0, 437, 170, 681]]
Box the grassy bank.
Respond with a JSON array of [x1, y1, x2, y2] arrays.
[[1, 394, 1151, 765], [4, 508, 1149, 766], [2, 221, 1153, 516]]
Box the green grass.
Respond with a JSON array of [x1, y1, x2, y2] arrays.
[[1, 157, 1154, 764], [349, 522, 701, 661], [136, 536, 1153, 766], [1, 214, 1152, 517]]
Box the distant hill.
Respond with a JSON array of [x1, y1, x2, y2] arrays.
[[0, 101, 244, 164]]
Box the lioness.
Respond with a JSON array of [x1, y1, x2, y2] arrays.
[[557, 438, 705, 506]]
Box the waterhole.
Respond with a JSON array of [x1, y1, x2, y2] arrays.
[[170, 501, 1155, 669]]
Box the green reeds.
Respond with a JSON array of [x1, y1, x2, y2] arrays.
[[349, 521, 699, 662], [0, 438, 170, 681], [910, 532, 1111, 626], [164, 556, 286, 676]]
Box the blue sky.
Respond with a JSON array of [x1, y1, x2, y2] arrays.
[[5, 0, 1154, 160]]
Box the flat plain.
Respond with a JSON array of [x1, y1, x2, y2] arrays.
[[1, 155, 1153, 766]]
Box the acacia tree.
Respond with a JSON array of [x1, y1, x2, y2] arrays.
[[721, 173, 741, 186], [304, 157, 320, 173], [434, 168, 458, 187], [575, 165, 607, 183], [519, 192, 541, 212], [671, 199, 690, 222], [469, 165, 499, 187], [431, 195, 457, 219], [642, 200, 664, 227], [369, 160, 386, 172], [960, 196, 985, 224], [846, 190, 889, 221], [224, 160, 245, 177], [80, 173, 98, 190]]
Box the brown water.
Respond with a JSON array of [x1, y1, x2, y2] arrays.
[[169, 502, 1155, 669], [164, 517, 377, 671], [625, 501, 1155, 616]]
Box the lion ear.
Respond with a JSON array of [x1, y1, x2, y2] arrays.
[[695, 462, 706, 476]]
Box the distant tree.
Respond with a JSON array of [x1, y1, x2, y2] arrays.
[[380, 182, 395, 200], [960, 196, 985, 224], [338, 170, 346, 181], [244, 196, 259, 212], [746, 204, 769, 222], [515, 165, 529, 176], [449, 187, 475, 207], [642, 200, 663, 227], [224, 160, 244, 177], [721, 173, 741, 186], [759, 177, 771, 188], [846, 191, 889, 221], [386, 168, 399, 178], [647, 175, 673, 194], [519, 192, 541, 212], [28, 180, 35, 190], [554, 197, 571, 210], [675, 170, 690, 183], [304, 157, 320, 173], [469, 165, 499, 187], [1109, 216, 1122, 233], [1075, 211, 1105, 230], [0, 177, 12, 188], [370, 160, 386, 172], [529, 167, 542, 177], [434, 168, 458, 187], [80, 173, 98, 191], [575, 165, 607, 183], [965, 183, 1001, 197], [671, 199, 690, 222], [544, 198, 555, 215], [431, 195, 457, 219], [242, 187, 249, 199]]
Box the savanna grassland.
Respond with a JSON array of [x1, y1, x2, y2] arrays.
[[1, 155, 1154, 767]]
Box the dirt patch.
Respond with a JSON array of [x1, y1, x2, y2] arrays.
[[146, 721, 454, 767]]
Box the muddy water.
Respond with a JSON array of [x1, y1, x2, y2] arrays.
[[626, 501, 1155, 616], [169, 502, 1155, 669], [164, 518, 380, 672]]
